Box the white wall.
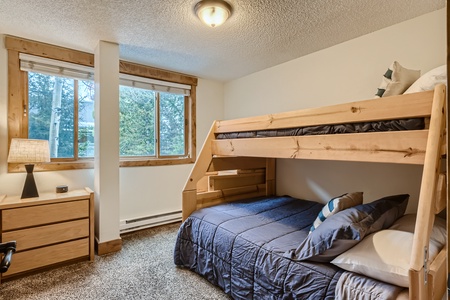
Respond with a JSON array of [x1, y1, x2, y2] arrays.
[[223, 9, 446, 213], [0, 37, 224, 228]]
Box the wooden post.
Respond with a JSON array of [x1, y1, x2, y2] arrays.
[[182, 122, 217, 220], [266, 158, 276, 196], [409, 84, 446, 300]]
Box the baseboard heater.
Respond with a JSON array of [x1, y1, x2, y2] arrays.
[[120, 210, 182, 234]]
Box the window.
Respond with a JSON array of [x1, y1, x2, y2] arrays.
[[6, 35, 197, 172], [27, 72, 95, 160], [119, 88, 188, 158], [119, 73, 191, 160]]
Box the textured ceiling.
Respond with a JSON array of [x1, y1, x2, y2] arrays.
[[0, 0, 445, 82]]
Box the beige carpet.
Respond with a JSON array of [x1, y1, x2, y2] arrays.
[[0, 222, 230, 300]]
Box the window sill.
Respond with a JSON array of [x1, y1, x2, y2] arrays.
[[8, 157, 195, 173]]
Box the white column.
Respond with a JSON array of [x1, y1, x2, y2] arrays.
[[94, 41, 120, 248]]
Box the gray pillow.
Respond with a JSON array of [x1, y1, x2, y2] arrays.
[[284, 194, 409, 262]]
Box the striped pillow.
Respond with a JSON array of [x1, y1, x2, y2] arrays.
[[375, 61, 420, 98], [310, 192, 363, 233]]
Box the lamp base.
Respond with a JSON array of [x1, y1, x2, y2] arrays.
[[21, 164, 39, 199]]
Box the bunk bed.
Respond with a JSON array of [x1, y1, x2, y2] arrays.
[[175, 84, 447, 300]]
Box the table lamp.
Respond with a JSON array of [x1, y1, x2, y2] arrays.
[[7, 139, 50, 199]]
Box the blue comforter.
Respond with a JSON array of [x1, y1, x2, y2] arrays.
[[174, 196, 344, 299]]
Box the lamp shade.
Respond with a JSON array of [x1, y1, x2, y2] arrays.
[[195, 0, 232, 27], [7, 139, 50, 163]]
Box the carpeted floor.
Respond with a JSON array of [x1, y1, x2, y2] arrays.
[[0, 222, 230, 300]]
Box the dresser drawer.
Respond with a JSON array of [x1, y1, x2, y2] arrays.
[[2, 219, 89, 252], [2, 200, 89, 231], [3, 238, 89, 277]]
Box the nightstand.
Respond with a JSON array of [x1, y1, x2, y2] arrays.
[[0, 187, 94, 282]]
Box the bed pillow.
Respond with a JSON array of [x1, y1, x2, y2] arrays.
[[331, 229, 441, 287], [403, 65, 446, 94], [284, 194, 409, 262], [375, 61, 420, 98], [309, 192, 363, 233], [389, 213, 446, 247]]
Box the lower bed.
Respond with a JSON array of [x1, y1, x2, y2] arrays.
[[174, 196, 407, 299]]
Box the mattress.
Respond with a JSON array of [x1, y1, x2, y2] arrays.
[[215, 118, 424, 139], [174, 196, 344, 299]]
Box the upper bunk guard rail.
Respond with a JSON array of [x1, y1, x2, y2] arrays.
[[215, 90, 434, 133], [212, 130, 429, 164], [211, 87, 446, 165]]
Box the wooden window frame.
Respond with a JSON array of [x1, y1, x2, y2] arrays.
[[6, 35, 197, 172]]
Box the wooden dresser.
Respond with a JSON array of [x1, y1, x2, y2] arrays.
[[0, 187, 94, 282]]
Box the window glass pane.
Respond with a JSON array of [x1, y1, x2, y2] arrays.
[[159, 92, 185, 156], [78, 80, 95, 158], [119, 85, 156, 156], [28, 72, 74, 158]]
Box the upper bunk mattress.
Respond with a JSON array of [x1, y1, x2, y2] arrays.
[[216, 118, 424, 139], [174, 196, 344, 299]]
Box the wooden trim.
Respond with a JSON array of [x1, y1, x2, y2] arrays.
[[8, 157, 195, 172], [8, 161, 95, 173], [120, 157, 194, 167], [190, 86, 197, 163], [7, 50, 24, 145], [155, 92, 161, 158], [215, 90, 434, 133], [119, 60, 197, 86], [5, 35, 94, 67], [74, 80, 79, 160], [5, 35, 197, 85], [184, 95, 189, 158], [95, 238, 122, 256]]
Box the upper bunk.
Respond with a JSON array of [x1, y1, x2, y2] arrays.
[[212, 85, 446, 165], [183, 84, 446, 221]]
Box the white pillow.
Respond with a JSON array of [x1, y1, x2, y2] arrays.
[[331, 230, 440, 287], [375, 61, 420, 98], [389, 213, 446, 247], [309, 192, 363, 233], [404, 65, 447, 94]]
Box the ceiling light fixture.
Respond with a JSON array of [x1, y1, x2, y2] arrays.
[[194, 0, 232, 28]]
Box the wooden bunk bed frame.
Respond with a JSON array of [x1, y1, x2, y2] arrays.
[[182, 84, 447, 300]]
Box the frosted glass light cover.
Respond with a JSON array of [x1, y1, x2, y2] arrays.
[[195, 0, 232, 28]]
